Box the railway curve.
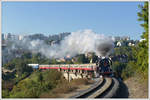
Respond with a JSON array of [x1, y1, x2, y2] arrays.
[[70, 77, 120, 98]]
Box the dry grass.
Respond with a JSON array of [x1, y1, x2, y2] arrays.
[[70, 78, 94, 86], [40, 92, 60, 98], [40, 78, 94, 98], [53, 84, 77, 94]]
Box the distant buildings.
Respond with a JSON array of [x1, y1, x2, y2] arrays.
[[139, 38, 146, 42], [56, 58, 66, 62], [128, 42, 135, 46], [2, 33, 9, 40], [122, 36, 130, 41], [50, 40, 60, 46], [116, 41, 122, 47], [114, 36, 130, 41], [2, 33, 137, 48], [2, 33, 28, 41], [85, 52, 93, 58], [114, 36, 121, 41], [116, 41, 135, 47], [114, 36, 139, 47], [18, 35, 25, 40], [48, 32, 71, 41]]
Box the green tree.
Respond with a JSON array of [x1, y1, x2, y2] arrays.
[[37, 73, 43, 85], [136, 2, 148, 80], [49, 58, 59, 64], [75, 54, 89, 64], [2, 89, 10, 98], [138, 2, 149, 41], [4, 60, 16, 70]]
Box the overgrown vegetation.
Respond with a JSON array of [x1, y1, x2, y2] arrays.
[[112, 2, 148, 81], [136, 2, 148, 81], [2, 69, 93, 98], [2, 49, 96, 98], [7, 70, 62, 98]]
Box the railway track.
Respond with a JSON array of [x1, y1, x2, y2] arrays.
[[70, 77, 119, 98]]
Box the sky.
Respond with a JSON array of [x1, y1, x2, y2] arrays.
[[2, 2, 145, 40]]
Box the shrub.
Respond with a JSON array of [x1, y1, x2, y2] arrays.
[[2, 89, 10, 98], [121, 61, 136, 80]]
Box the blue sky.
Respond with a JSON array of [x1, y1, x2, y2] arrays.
[[2, 2, 144, 40]]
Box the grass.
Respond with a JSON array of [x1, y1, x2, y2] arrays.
[[4, 69, 95, 98], [40, 78, 94, 98]]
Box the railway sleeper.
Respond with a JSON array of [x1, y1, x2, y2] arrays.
[[102, 78, 120, 98], [88, 78, 112, 98]]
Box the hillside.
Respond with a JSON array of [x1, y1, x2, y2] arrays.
[[124, 76, 148, 98]]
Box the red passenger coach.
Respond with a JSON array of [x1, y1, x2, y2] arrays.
[[39, 64, 97, 71]]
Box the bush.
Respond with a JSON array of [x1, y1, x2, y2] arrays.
[[121, 61, 136, 80], [40, 78, 94, 98], [8, 69, 63, 98], [2, 89, 10, 98]]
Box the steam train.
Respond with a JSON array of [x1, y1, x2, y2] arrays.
[[96, 57, 114, 77], [28, 56, 114, 78]]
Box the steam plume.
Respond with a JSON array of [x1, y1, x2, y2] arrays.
[[2, 29, 114, 64]]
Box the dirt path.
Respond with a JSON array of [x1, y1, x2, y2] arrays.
[[124, 77, 148, 98]]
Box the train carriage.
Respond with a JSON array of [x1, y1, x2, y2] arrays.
[[28, 57, 114, 78]]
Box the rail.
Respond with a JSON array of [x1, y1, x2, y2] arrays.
[[70, 77, 119, 98]]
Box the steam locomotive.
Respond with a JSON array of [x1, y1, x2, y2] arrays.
[[96, 56, 114, 77], [28, 56, 114, 78]]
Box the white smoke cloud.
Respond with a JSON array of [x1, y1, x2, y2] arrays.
[[58, 29, 114, 58], [3, 29, 114, 63]]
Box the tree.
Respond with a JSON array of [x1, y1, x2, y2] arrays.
[[4, 62, 15, 70], [136, 2, 148, 80], [15, 59, 33, 78], [75, 54, 89, 64], [50, 58, 58, 64], [37, 73, 43, 85], [15, 61, 26, 76], [138, 2, 149, 42]]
